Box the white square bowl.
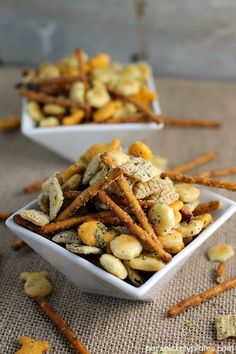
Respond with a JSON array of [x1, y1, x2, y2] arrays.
[[21, 76, 163, 162], [6, 188, 236, 301]]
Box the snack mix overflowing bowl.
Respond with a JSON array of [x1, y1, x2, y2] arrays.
[[19, 48, 162, 161], [7, 140, 236, 300]]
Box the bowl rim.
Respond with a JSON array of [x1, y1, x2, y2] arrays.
[[21, 75, 164, 135], [6, 188, 236, 298]]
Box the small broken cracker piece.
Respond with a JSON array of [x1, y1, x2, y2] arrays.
[[15, 336, 50, 354], [122, 157, 160, 183], [62, 174, 82, 191], [66, 243, 102, 254], [215, 314, 236, 340], [43, 176, 64, 220], [52, 230, 80, 244], [20, 271, 53, 298], [216, 262, 226, 284], [82, 153, 102, 185], [207, 243, 234, 262], [19, 209, 50, 226]]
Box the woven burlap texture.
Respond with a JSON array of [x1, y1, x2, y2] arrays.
[[0, 69, 236, 353]]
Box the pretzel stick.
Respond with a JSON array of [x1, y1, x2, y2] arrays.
[[168, 276, 236, 316], [101, 153, 158, 240], [13, 214, 42, 234], [193, 200, 221, 216], [57, 167, 123, 220], [14, 211, 119, 235], [161, 172, 236, 191], [216, 262, 226, 284], [76, 48, 91, 118], [0, 211, 12, 221], [19, 89, 84, 110], [163, 118, 220, 128], [61, 162, 87, 183], [31, 75, 82, 87], [23, 179, 45, 193], [106, 116, 146, 124], [76, 48, 89, 89], [35, 297, 90, 354], [0, 115, 21, 132], [180, 206, 193, 221], [108, 87, 161, 124], [200, 166, 236, 178], [202, 346, 217, 354], [11, 239, 28, 251], [63, 190, 81, 199], [168, 152, 218, 174], [97, 190, 172, 263]]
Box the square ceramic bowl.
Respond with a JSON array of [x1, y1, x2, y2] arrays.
[[6, 188, 236, 301], [21, 76, 163, 162]]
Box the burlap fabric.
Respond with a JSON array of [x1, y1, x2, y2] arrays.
[[1, 68, 236, 353]]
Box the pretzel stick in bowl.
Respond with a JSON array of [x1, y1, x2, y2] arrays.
[[57, 167, 124, 220], [76, 48, 89, 89], [200, 166, 236, 178], [35, 297, 90, 354], [97, 190, 172, 263], [108, 87, 161, 124], [101, 153, 158, 240], [161, 172, 236, 191], [193, 200, 221, 216], [31, 75, 83, 87], [168, 277, 236, 316], [168, 152, 218, 174], [19, 89, 85, 110]]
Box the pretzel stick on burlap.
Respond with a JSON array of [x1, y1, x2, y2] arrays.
[[0, 211, 12, 221], [101, 153, 158, 240], [108, 87, 161, 124], [24, 179, 45, 193], [168, 152, 218, 174], [0, 116, 21, 132], [97, 190, 172, 263], [200, 166, 236, 178], [216, 262, 226, 284], [11, 239, 28, 251], [202, 346, 217, 354], [19, 89, 85, 110], [163, 117, 220, 129], [57, 167, 124, 220], [168, 277, 236, 316], [161, 172, 236, 192], [193, 200, 221, 216], [35, 297, 90, 354]]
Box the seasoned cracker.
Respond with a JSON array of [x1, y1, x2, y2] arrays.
[[37, 193, 49, 214], [52, 230, 80, 244], [43, 176, 64, 220], [82, 153, 102, 185], [62, 174, 82, 191], [66, 243, 102, 254], [207, 244, 234, 262], [215, 314, 236, 340], [122, 157, 160, 183], [19, 209, 50, 226]]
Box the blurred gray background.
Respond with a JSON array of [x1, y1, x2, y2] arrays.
[[1, 0, 236, 79]]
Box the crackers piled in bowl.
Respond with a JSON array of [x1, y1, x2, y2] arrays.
[[17, 48, 160, 127], [13, 139, 219, 286]]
